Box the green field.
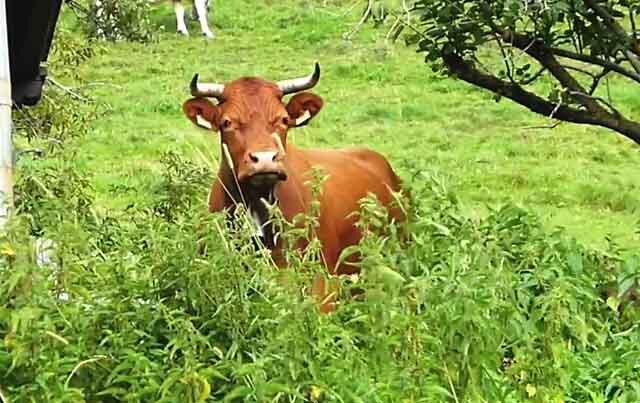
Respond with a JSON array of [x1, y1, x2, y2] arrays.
[[67, 0, 640, 249], [2, 1, 640, 402]]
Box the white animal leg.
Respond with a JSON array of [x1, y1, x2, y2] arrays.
[[194, 0, 215, 39], [191, 0, 207, 20], [174, 1, 189, 35]]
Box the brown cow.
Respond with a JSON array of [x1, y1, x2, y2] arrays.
[[182, 63, 405, 312]]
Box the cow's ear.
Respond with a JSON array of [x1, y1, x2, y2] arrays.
[[285, 92, 323, 127], [183, 98, 220, 131]]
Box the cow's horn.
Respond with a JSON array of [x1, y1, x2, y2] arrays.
[[277, 63, 320, 95], [190, 73, 225, 98]]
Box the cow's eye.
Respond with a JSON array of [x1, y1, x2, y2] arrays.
[[220, 118, 232, 130], [281, 116, 290, 126]]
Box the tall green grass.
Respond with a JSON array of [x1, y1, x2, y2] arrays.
[[2, 156, 639, 402]]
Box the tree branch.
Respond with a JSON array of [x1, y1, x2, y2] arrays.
[[46, 77, 92, 102], [442, 48, 602, 125], [567, 90, 621, 117], [582, 0, 627, 37], [588, 68, 610, 95], [441, 47, 640, 145], [630, 8, 638, 41], [522, 121, 563, 131], [520, 66, 547, 85], [559, 65, 610, 95], [583, 0, 638, 53], [549, 47, 640, 84], [622, 51, 640, 75], [582, 0, 640, 72], [561, 64, 597, 80], [494, 34, 515, 82], [343, 0, 373, 40], [501, 30, 604, 114]]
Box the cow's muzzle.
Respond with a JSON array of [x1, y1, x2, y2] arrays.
[[246, 171, 288, 187], [240, 150, 287, 187]]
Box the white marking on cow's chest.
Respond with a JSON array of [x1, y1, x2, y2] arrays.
[[246, 190, 279, 248], [250, 208, 265, 237]]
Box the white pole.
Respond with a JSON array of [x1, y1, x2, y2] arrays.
[[0, 0, 13, 230]]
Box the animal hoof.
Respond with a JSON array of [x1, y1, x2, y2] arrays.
[[177, 29, 189, 36], [203, 31, 215, 39]]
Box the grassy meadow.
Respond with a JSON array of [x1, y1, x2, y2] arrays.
[[68, 0, 640, 249], [2, 0, 640, 402]]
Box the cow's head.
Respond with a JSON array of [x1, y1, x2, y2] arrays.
[[182, 64, 323, 191]]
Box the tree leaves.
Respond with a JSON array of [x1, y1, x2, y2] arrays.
[[405, 0, 640, 142]]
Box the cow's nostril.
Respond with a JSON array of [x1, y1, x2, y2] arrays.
[[249, 153, 259, 163], [272, 153, 278, 162]]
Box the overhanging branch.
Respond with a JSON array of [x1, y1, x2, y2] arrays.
[[550, 47, 640, 84], [583, 0, 640, 57], [442, 49, 603, 125], [582, 0, 640, 73], [567, 91, 622, 117], [441, 48, 640, 145], [501, 30, 604, 114]]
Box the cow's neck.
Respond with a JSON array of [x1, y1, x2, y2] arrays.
[[218, 159, 280, 250]]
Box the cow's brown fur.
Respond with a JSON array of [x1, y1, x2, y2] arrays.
[[183, 74, 404, 313]]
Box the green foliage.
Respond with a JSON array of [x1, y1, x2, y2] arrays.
[[13, 96, 92, 153], [83, 0, 158, 43], [151, 151, 212, 223], [409, 0, 637, 69], [48, 27, 101, 78], [2, 159, 640, 401], [403, 0, 640, 142], [14, 156, 95, 237]]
